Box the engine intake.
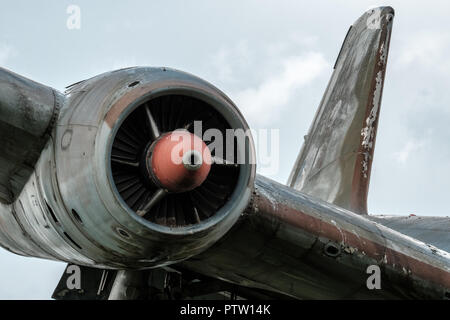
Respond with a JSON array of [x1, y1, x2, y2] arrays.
[[110, 94, 242, 227]]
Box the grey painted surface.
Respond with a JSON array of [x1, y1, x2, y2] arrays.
[[369, 215, 450, 252], [0, 67, 62, 203]]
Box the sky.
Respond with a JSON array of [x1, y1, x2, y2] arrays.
[[0, 0, 449, 299]]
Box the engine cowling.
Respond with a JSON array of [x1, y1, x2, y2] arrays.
[[6, 67, 255, 269]]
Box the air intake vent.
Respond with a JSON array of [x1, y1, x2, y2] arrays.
[[111, 94, 240, 227]]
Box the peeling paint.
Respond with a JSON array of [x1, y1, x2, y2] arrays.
[[360, 70, 383, 178], [379, 41, 387, 66]]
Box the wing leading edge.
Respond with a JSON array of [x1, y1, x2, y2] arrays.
[[0, 67, 62, 203]]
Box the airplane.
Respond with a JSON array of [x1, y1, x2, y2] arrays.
[[0, 6, 448, 300]]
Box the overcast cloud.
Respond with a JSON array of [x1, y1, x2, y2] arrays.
[[0, 0, 449, 299]]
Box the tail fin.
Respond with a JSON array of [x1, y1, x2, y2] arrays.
[[287, 7, 394, 214]]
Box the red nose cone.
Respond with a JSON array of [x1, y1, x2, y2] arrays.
[[149, 131, 211, 193]]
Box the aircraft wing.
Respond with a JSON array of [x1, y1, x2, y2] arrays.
[[0, 68, 62, 203], [368, 215, 450, 252]]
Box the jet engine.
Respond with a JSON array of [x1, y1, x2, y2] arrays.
[[0, 67, 255, 269]]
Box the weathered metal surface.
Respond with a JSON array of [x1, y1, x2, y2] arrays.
[[0, 67, 255, 269], [287, 7, 394, 215], [182, 175, 450, 299], [0, 67, 62, 203], [0, 6, 448, 301], [108, 270, 149, 300], [368, 215, 450, 253]]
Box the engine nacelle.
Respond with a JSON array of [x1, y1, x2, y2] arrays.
[[0, 67, 255, 269]]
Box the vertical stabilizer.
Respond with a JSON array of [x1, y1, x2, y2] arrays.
[[287, 7, 394, 214]]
